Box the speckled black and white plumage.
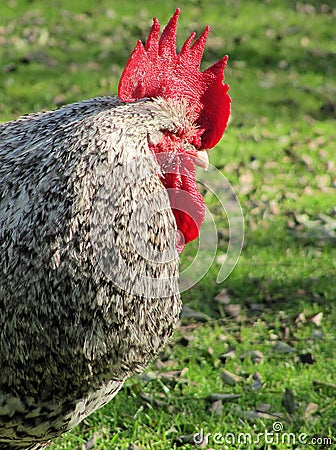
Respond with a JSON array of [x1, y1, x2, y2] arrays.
[[0, 96, 185, 449]]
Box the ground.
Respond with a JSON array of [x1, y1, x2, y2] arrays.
[[0, 0, 335, 449]]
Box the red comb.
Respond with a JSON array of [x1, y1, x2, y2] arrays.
[[118, 9, 231, 149]]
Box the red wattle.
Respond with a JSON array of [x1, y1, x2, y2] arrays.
[[157, 154, 205, 253]]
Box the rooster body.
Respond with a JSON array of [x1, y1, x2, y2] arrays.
[[0, 9, 230, 449], [0, 97, 182, 448]]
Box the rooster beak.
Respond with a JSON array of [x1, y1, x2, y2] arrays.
[[193, 150, 209, 171]]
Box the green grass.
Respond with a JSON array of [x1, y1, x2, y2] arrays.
[[1, 0, 335, 449]]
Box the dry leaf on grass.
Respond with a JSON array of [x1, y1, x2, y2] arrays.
[[218, 350, 236, 363], [82, 432, 102, 450], [214, 289, 232, 305], [272, 341, 295, 353], [232, 405, 285, 421], [250, 371, 263, 390], [256, 403, 271, 412], [310, 312, 323, 326], [220, 369, 243, 386], [240, 350, 264, 364], [139, 392, 166, 408], [181, 306, 210, 322], [209, 399, 223, 415], [282, 388, 298, 414], [206, 393, 241, 402], [224, 304, 241, 319], [304, 402, 319, 420]]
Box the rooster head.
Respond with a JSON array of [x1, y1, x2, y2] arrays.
[[118, 9, 231, 252]]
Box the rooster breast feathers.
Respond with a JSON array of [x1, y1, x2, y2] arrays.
[[0, 95, 182, 297], [0, 96, 182, 440]]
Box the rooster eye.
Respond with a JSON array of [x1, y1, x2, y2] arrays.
[[171, 128, 184, 138]]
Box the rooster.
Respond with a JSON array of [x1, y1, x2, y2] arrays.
[[0, 9, 230, 449]]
